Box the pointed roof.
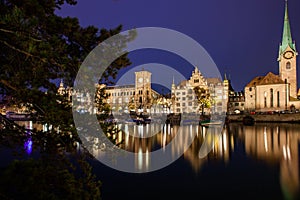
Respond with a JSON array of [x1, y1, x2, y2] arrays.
[[280, 0, 296, 53], [224, 73, 228, 80], [194, 66, 199, 73]]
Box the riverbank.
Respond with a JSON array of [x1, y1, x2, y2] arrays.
[[227, 113, 300, 123]]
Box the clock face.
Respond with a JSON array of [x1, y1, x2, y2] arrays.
[[138, 77, 143, 83], [283, 51, 294, 59]]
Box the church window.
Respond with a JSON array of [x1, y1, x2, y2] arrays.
[[264, 97, 267, 108], [286, 62, 291, 70], [277, 91, 280, 107], [270, 89, 274, 107], [249, 87, 252, 92], [264, 92, 267, 108]]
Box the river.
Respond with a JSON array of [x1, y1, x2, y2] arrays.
[[1, 121, 299, 200], [90, 122, 300, 200]]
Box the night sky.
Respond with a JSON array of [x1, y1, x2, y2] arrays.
[[56, 0, 300, 92]]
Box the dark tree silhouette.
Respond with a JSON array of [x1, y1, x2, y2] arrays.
[[0, 0, 135, 199]]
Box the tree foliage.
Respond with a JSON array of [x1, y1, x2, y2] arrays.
[[0, 0, 134, 129], [0, 0, 135, 199], [193, 86, 212, 115]]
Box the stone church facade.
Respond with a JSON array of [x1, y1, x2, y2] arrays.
[[245, 1, 300, 112]]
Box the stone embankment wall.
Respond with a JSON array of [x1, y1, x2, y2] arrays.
[[227, 113, 300, 123]]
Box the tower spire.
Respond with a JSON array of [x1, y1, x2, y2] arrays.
[[280, 0, 295, 53]]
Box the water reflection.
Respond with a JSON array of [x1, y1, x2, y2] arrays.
[[14, 121, 43, 155], [230, 123, 300, 200], [89, 122, 300, 199], [90, 123, 225, 172]]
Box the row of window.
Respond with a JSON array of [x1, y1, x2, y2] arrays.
[[230, 102, 245, 107], [174, 89, 194, 96], [264, 89, 280, 108], [107, 97, 131, 104], [107, 90, 151, 97], [107, 91, 135, 97], [175, 102, 195, 107], [176, 96, 195, 101], [229, 97, 245, 102], [137, 90, 150, 95]]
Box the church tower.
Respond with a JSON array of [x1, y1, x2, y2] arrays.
[[135, 69, 152, 112], [278, 0, 298, 98]]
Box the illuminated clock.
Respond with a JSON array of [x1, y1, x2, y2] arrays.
[[138, 77, 143, 83], [283, 51, 294, 59]]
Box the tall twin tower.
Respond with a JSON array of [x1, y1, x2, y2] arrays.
[[278, 0, 298, 98]]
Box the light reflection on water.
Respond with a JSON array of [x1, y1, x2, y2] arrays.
[[89, 122, 300, 200], [11, 121, 300, 199], [14, 121, 42, 155], [230, 123, 300, 200]]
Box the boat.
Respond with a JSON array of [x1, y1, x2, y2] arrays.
[[5, 111, 32, 121], [200, 120, 223, 126], [134, 115, 151, 125]]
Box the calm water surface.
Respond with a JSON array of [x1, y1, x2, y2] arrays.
[[2, 121, 299, 200], [90, 122, 300, 200]]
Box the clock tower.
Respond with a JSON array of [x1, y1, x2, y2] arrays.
[[278, 0, 298, 98], [135, 69, 152, 112]]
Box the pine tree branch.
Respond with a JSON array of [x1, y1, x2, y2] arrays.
[[0, 39, 66, 69], [0, 28, 43, 42]]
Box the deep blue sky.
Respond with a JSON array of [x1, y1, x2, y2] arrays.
[[56, 0, 300, 92]]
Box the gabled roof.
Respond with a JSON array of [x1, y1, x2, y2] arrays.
[[206, 77, 222, 85], [259, 72, 285, 85], [246, 72, 285, 87], [245, 76, 264, 87]]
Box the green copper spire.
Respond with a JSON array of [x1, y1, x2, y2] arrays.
[[280, 0, 295, 53]]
